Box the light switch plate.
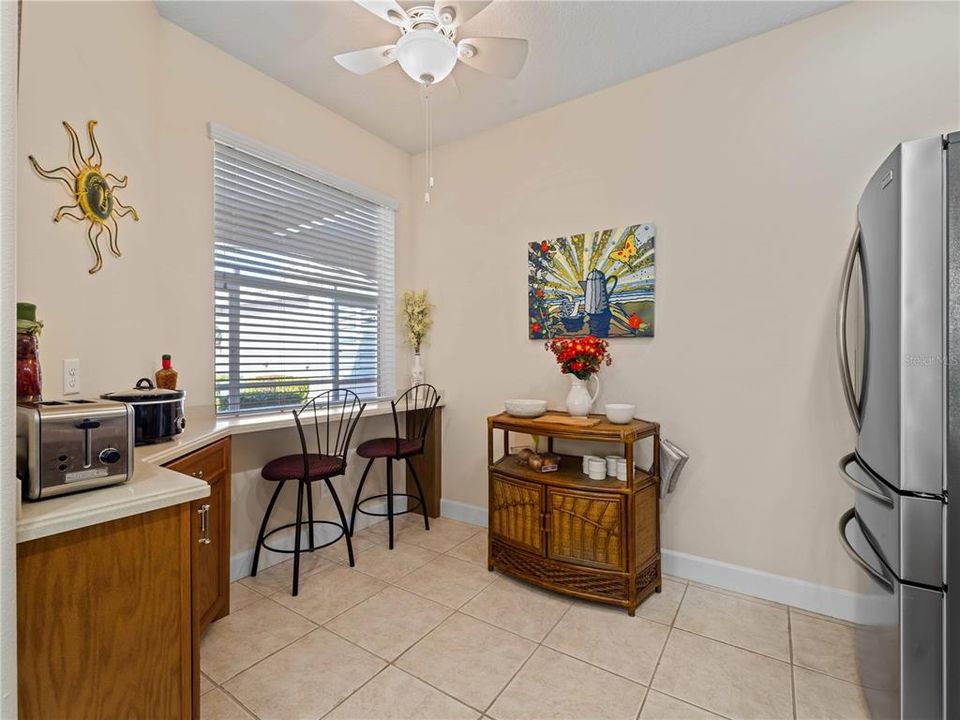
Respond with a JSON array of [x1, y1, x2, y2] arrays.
[[63, 358, 80, 396]]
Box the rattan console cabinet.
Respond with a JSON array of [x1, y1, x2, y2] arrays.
[[486, 411, 661, 615]]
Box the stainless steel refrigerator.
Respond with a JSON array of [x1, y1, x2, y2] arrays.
[[837, 131, 960, 719]]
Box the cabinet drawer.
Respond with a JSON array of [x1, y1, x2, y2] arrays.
[[165, 438, 229, 480], [547, 487, 624, 571], [489, 473, 544, 554]]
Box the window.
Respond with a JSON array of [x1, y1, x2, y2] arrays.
[[210, 124, 396, 415]]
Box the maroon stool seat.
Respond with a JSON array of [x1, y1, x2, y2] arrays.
[[349, 384, 440, 550], [261, 453, 345, 481], [356, 438, 422, 459], [250, 390, 365, 596]]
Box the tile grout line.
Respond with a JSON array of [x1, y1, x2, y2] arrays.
[[637, 578, 688, 720], [318, 663, 394, 720], [639, 581, 740, 720], [480, 596, 576, 718], [788, 607, 798, 720], [667, 625, 793, 666]]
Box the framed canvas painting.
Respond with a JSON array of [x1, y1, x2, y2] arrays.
[[528, 224, 655, 339]]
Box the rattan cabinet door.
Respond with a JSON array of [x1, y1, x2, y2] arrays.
[[546, 488, 625, 571], [490, 474, 544, 554]]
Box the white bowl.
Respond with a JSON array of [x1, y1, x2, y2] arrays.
[[505, 399, 548, 418], [605, 403, 636, 424]]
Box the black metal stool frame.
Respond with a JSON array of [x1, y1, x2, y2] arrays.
[[251, 389, 366, 596], [349, 384, 441, 549]]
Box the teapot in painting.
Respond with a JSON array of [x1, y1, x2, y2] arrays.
[[579, 269, 618, 315]]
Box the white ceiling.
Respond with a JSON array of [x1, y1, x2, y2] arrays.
[[156, 1, 841, 153]]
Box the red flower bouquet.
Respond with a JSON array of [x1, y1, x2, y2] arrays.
[[544, 335, 613, 380]]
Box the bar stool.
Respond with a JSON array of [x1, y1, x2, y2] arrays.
[[250, 389, 365, 596], [349, 384, 440, 549]]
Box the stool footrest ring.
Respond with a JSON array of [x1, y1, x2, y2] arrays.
[[260, 520, 347, 554], [356, 493, 423, 518]]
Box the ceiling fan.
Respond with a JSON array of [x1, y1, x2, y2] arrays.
[[334, 1, 529, 202], [334, 0, 529, 87]]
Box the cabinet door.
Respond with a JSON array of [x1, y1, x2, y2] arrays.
[[191, 471, 228, 629], [489, 474, 544, 554], [546, 488, 625, 571]]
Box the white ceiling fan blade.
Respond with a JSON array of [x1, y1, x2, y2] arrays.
[[457, 37, 528, 79], [353, 0, 409, 26], [334, 45, 397, 75], [434, 0, 492, 29], [424, 72, 460, 105]]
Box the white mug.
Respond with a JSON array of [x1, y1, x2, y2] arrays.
[[616, 458, 628, 482], [605, 455, 621, 477], [582, 455, 602, 474], [587, 457, 607, 480]]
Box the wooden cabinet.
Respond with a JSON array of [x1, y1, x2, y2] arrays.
[[487, 412, 661, 615], [164, 437, 231, 719], [17, 504, 193, 719], [489, 474, 544, 554], [165, 438, 231, 631], [546, 487, 625, 571], [16, 438, 231, 719]]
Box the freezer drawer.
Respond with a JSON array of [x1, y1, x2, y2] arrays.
[[840, 509, 944, 720], [840, 453, 943, 587]]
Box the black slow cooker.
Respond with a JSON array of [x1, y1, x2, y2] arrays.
[[102, 378, 186, 446]]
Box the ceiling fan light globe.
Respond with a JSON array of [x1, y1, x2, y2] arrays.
[[395, 28, 458, 85]]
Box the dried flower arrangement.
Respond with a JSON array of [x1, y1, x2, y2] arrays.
[[401, 289, 433, 354]]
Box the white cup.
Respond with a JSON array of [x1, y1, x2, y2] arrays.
[[587, 457, 607, 480], [582, 454, 602, 474], [616, 458, 628, 482], [605, 455, 621, 477]]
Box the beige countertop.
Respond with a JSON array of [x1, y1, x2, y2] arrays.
[[16, 399, 440, 544]]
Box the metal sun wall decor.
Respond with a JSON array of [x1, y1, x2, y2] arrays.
[[528, 224, 655, 339], [28, 121, 139, 274]]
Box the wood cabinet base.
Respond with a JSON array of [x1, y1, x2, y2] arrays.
[[486, 412, 662, 616], [16, 503, 193, 719], [489, 537, 660, 614]]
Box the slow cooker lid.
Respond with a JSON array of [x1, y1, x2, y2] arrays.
[[102, 377, 186, 403]]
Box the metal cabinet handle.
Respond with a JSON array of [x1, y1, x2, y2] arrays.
[[838, 508, 893, 593], [198, 504, 212, 544], [838, 452, 893, 507], [837, 224, 863, 431], [194, 469, 204, 479]]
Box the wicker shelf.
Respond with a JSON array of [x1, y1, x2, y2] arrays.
[[486, 411, 662, 616], [491, 454, 653, 494]]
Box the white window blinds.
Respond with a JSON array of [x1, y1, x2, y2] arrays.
[[211, 126, 396, 415]]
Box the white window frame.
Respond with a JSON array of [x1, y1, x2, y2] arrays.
[[209, 123, 397, 415]]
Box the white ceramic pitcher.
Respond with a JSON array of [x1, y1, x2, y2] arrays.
[[566, 375, 599, 417]]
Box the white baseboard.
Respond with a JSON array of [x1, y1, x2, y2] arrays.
[[434, 499, 864, 623], [660, 549, 863, 623], [440, 498, 488, 527]]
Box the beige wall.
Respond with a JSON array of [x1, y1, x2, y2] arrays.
[[15, 1, 960, 594], [16, 0, 415, 571], [410, 1, 960, 592], [17, 0, 414, 406]]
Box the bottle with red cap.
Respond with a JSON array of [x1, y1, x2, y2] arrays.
[[155, 354, 179, 390]]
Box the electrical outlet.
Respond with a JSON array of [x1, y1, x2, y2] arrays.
[[63, 358, 80, 396]]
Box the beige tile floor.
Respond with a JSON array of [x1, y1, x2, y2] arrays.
[[201, 516, 876, 720]]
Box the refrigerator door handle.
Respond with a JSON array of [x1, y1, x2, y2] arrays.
[[837, 224, 863, 431], [839, 508, 894, 593], [838, 452, 894, 507]]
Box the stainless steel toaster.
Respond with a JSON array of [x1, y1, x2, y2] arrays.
[[16, 399, 134, 500]]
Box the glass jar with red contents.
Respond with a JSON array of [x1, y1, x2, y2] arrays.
[[16, 303, 43, 402]]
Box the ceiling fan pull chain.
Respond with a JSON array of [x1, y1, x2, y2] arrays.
[[423, 86, 432, 203]]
